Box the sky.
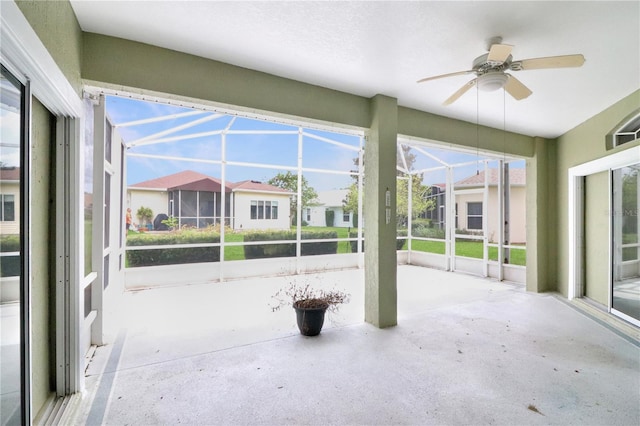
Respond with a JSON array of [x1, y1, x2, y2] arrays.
[[0, 77, 21, 169], [105, 96, 524, 193]]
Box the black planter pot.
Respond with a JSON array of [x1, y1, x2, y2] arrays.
[[293, 302, 328, 336]]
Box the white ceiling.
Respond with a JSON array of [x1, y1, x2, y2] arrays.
[[70, 1, 640, 139]]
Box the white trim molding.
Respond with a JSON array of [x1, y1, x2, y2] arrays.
[[0, 0, 82, 116], [568, 145, 640, 300]]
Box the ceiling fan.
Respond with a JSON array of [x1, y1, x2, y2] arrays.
[[417, 37, 585, 106]]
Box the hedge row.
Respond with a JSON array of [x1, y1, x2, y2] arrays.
[[0, 235, 20, 277], [126, 231, 220, 267], [348, 229, 407, 252], [243, 230, 338, 259]]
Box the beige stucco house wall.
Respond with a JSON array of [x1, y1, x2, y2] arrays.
[[0, 181, 20, 235], [127, 188, 168, 226], [233, 190, 291, 230], [455, 186, 526, 243]]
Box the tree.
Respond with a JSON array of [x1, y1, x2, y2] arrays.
[[136, 206, 153, 226], [268, 171, 319, 226], [396, 174, 435, 227], [621, 168, 638, 236], [342, 145, 435, 227]]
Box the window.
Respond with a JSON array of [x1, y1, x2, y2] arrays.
[[467, 202, 482, 230], [455, 203, 458, 229], [250, 200, 278, 220], [305, 208, 311, 222], [0, 194, 15, 221], [343, 211, 350, 223], [607, 111, 640, 148]]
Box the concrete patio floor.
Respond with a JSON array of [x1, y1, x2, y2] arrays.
[[69, 265, 639, 425]]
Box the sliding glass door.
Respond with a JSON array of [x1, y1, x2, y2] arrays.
[[0, 65, 27, 425], [612, 163, 640, 325]]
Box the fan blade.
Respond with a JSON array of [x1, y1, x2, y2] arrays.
[[511, 54, 585, 71], [417, 70, 474, 83], [505, 74, 532, 100], [443, 79, 477, 106], [487, 43, 513, 63]]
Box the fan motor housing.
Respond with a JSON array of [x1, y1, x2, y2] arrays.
[[473, 53, 512, 74]]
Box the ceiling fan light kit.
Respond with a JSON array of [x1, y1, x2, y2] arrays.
[[418, 38, 585, 105], [477, 73, 508, 92]]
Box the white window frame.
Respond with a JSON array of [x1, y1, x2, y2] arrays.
[[467, 201, 483, 230], [610, 112, 640, 148], [250, 199, 279, 220], [0, 193, 16, 221], [1, 2, 84, 422]]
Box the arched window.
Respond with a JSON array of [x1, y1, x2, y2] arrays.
[[607, 109, 640, 149]]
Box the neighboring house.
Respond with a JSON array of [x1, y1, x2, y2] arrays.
[[230, 179, 292, 230], [306, 189, 353, 228], [0, 167, 19, 235], [426, 168, 526, 243], [128, 170, 292, 230], [421, 183, 446, 229]]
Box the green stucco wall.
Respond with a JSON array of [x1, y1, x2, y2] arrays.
[[82, 33, 370, 130], [584, 171, 610, 305], [82, 33, 536, 161], [398, 106, 535, 158], [525, 137, 557, 292], [554, 89, 640, 297], [364, 95, 398, 328], [15, 0, 83, 94]]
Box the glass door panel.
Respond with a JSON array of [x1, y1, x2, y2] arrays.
[[0, 65, 24, 425], [612, 164, 640, 324]]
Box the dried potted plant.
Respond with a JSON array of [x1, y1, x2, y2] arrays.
[[272, 280, 349, 336]]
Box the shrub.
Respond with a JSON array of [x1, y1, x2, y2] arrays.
[[348, 229, 407, 252], [0, 235, 20, 277], [243, 230, 338, 259], [411, 218, 432, 231], [413, 226, 445, 239], [136, 206, 154, 225], [0, 235, 20, 252], [126, 229, 220, 267]]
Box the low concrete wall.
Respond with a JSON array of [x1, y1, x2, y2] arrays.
[[125, 253, 367, 290], [407, 251, 448, 271], [488, 262, 527, 284], [0, 277, 19, 303], [124, 251, 526, 290]]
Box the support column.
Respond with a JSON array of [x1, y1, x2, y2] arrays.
[[526, 137, 556, 292], [365, 95, 398, 328]]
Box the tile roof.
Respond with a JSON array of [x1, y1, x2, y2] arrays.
[[130, 170, 218, 189], [0, 167, 20, 181], [130, 171, 291, 194], [230, 180, 292, 194], [455, 168, 526, 187]]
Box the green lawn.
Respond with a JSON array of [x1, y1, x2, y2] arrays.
[[408, 238, 526, 266], [127, 227, 527, 266], [223, 232, 246, 261]]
